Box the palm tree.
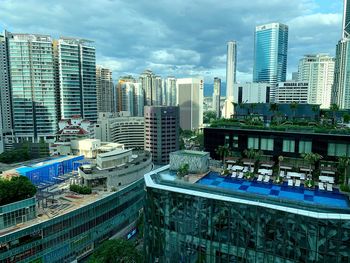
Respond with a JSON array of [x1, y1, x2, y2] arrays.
[[338, 156, 350, 186], [215, 145, 230, 164], [290, 102, 298, 121], [330, 103, 339, 125], [302, 152, 323, 180], [244, 149, 262, 172], [278, 155, 284, 176]]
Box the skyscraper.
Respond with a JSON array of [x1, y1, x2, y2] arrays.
[[0, 31, 12, 133], [144, 106, 179, 165], [298, 54, 335, 109], [343, 0, 350, 39], [96, 66, 113, 113], [253, 23, 288, 85], [332, 0, 350, 109], [176, 78, 204, 130], [57, 37, 97, 121], [139, 69, 162, 106], [212, 77, 221, 118], [222, 41, 237, 119], [165, 76, 177, 106], [8, 33, 57, 143], [226, 41, 237, 97]]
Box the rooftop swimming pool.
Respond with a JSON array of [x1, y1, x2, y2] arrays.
[[196, 172, 350, 209]]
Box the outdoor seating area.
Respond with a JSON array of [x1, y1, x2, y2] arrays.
[[224, 158, 340, 193]]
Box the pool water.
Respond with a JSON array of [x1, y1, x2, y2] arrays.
[[196, 172, 350, 209]]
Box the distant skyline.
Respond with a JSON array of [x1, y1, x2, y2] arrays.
[[0, 0, 343, 83]]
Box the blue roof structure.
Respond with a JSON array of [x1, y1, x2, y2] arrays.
[[15, 155, 85, 185]]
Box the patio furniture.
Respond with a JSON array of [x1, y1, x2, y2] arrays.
[[227, 164, 232, 170], [288, 179, 293, 186], [238, 172, 244, 179], [231, 165, 244, 171], [318, 182, 325, 191], [295, 180, 301, 187], [327, 183, 333, 192], [243, 167, 249, 173], [259, 169, 273, 176], [231, 172, 237, 178], [319, 176, 335, 184], [279, 171, 285, 177], [263, 175, 270, 183], [261, 163, 273, 168], [257, 174, 263, 182]]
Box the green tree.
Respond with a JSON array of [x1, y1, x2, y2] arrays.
[[203, 111, 217, 124], [302, 152, 323, 180], [269, 103, 279, 122], [215, 145, 230, 164], [88, 239, 143, 263], [339, 156, 350, 186], [343, 113, 350, 124], [290, 102, 298, 120], [0, 176, 37, 206]]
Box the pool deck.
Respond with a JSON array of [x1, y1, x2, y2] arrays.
[[197, 172, 350, 209]]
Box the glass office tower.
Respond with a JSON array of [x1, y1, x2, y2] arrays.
[[253, 23, 288, 85]]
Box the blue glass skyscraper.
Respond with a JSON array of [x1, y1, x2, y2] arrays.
[[253, 23, 288, 85]]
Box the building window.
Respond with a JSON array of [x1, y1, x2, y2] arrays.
[[328, 143, 349, 157], [283, 140, 295, 153], [232, 136, 239, 148], [248, 137, 259, 149], [261, 138, 274, 151], [224, 135, 229, 146], [299, 141, 312, 154]]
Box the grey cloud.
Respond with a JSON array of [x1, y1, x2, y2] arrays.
[[0, 0, 342, 83]]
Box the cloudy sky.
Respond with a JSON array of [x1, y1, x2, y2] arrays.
[[0, 0, 344, 84]]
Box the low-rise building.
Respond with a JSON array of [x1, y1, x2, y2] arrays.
[[275, 82, 309, 104], [95, 112, 144, 149]]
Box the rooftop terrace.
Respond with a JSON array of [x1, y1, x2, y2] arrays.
[[146, 166, 350, 217]]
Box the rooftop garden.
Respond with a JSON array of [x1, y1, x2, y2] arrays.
[[210, 112, 350, 135], [0, 176, 37, 206], [210, 103, 350, 134]]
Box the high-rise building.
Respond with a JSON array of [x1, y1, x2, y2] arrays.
[[176, 78, 204, 130], [139, 69, 162, 106], [57, 38, 97, 121], [234, 82, 272, 104], [0, 30, 12, 132], [0, 30, 14, 152], [115, 79, 144, 117], [165, 76, 177, 106], [8, 33, 57, 143], [96, 66, 113, 113], [212, 77, 221, 118], [275, 82, 309, 104], [253, 23, 288, 85], [222, 41, 237, 119], [226, 41, 237, 97], [298, 54, 335, 109], [144, 106, 179, 165], [343, 0, 350, 39], [332, 0, 350, 109]]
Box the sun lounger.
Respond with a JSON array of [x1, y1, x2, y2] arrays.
[[295, 179, 301, 187], [318, 182, 325, 191], [327, 183, 333, 192], [288, 179, 293, 187], [238, 172, 244, 179], [227, 164, 232, 170], [263, 175, 270, 183], [231, 172, 237, 178], [279, 171, 285, 178], [257, 174, 263, 182]]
